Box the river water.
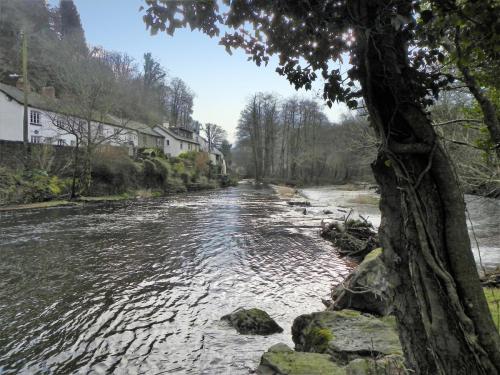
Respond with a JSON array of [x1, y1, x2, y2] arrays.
[[300, 186, 500, 271], [0, 182, 352, 375], [1, 183, 498, 375]]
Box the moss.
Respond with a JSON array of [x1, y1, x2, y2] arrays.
[[246, 308, 270, 320], [261, 350, 346, 375], [484, 288, 500, 331], [307, 327, 334, 353], [333, 309, 361, 318], [363, 248, 383, 262]]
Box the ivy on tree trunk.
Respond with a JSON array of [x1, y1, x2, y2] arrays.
[[352, 1, 500, 373]]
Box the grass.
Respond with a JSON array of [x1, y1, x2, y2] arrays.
[[484, 288, 500, 331]]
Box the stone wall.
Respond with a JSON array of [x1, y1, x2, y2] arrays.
[[0, 140, 129, 173]]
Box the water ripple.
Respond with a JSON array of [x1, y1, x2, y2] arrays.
[[0, 184, 351, 374]]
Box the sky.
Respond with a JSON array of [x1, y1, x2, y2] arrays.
[[50, 0, 348, 142]]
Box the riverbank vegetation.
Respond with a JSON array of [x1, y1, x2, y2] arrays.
[[0, 148, 234, 206]]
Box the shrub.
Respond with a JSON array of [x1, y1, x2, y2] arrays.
[[21, 170, 65, 203], [91, 156, 140, 195], [164, 177, 187, 193], [0, 167, 21, 205]]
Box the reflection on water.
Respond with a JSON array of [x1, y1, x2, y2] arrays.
[[0, 183, 351, 374]]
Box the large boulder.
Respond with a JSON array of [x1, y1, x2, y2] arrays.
[[221, 308, 283, 335], [292, 310, 402, 363], [257, 343, 346, 375], [330, 248, 392, 316]]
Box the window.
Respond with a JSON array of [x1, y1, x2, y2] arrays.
[[30, 110, 41, 125], [166, 139, 170, 146], [45, 137, 53, 144], [57, 139, 66, 146], [180, 142, 183, 149], [56, 118, 64, 127], [97, 124, 104, 136], [31, 136, 42, 143], [156, 138, 162, 147]]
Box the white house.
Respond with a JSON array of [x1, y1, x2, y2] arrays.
[[0, 82, 139, 153], [0, 82, 227, 174], [153, 124, 201, 157]]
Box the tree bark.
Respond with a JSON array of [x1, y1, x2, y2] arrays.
[[351, 1, 500, 373]]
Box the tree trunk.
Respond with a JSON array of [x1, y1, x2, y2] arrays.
[[454, 29, 500, 160], [459, 65, 500, 159], [70, 139, 80, 199], [351, 1, 500, 373]]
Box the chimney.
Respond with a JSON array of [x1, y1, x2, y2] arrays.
[[16, 78, 30, 92], [41, 86, 56, 99]]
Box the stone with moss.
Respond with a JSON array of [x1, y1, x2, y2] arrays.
[[330, 248, 392, 316], [221, 308, 283, 335], [484, 287, 500, 330], [257, 343, 347, 375], [346, 355, 407, 375], [292, 310, 402, 364]]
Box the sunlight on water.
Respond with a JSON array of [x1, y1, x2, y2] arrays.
[[0, 184, 351, 374]]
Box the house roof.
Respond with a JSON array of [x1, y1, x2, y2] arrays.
[[108, 116, 162, 138], [0, 82, 58, 112], [0, 82, 159, 137], [154, 125, 199, 144]]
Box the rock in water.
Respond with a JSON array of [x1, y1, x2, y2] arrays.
[[320, 219, 379, 260], [221, 308, 283, 335], [292, 310, 402, 363], [330, 248, 392, 316], [257, 343, 346, 375]]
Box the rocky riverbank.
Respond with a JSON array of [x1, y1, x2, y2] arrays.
[[252, 184, 500, 374]]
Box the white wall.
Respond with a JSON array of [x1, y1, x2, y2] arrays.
[[0, 92, 23, 141], [154, 126, 199, 157], [0, 96, 139, 151]]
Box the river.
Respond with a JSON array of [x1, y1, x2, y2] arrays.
[[0, 182, 352, 374], [0, 183, 498, 374]]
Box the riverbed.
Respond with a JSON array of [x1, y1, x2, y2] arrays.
[[0, 182, 352, 374]]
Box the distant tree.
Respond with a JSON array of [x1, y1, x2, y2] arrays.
[[50, 51, 133, 195], [220, 139, 232, 167], [166, 77, 194, 128], [0, 0, 58, 87], [143, 52, 166, 89], [59, 0, 87, 54], [203, 123, 227, 152]]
